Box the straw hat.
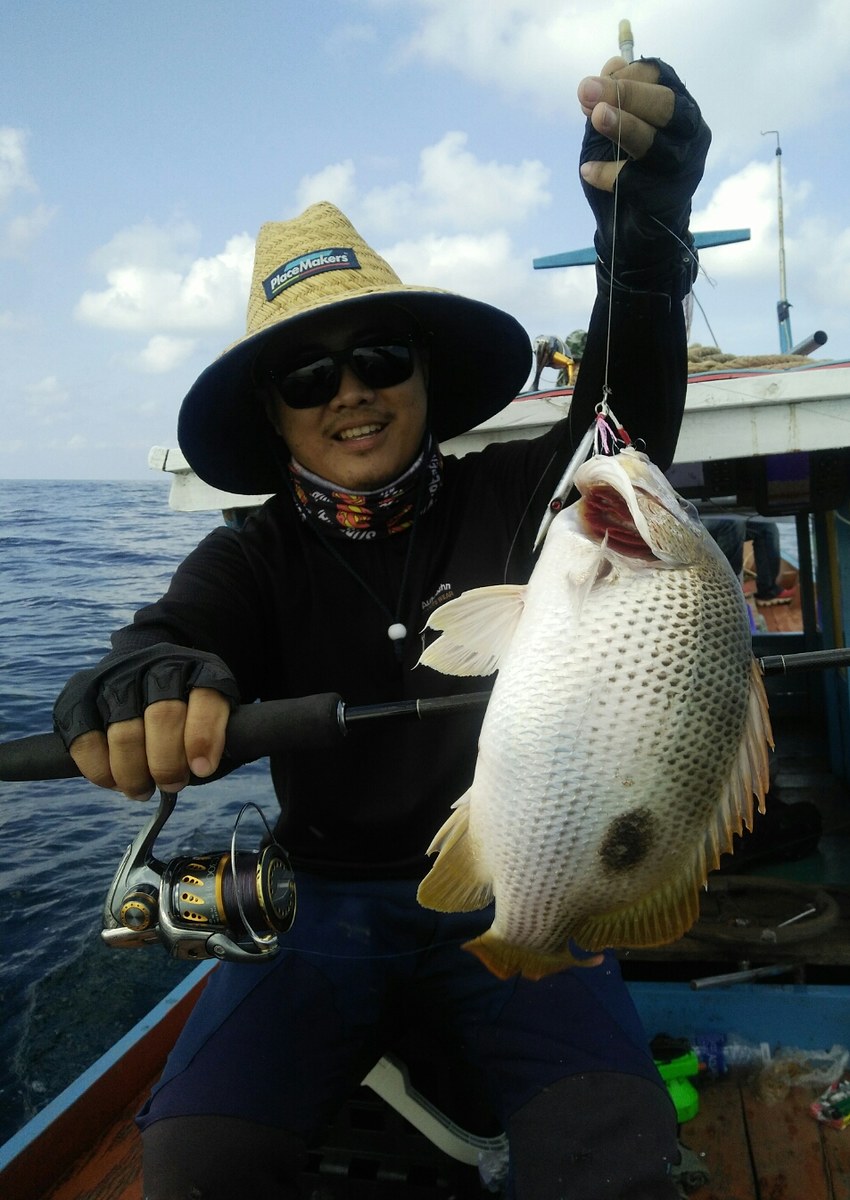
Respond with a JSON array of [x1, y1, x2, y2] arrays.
[[177, 202, 531, 494]]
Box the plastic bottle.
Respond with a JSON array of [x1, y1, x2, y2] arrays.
[[478, 1142, 510, 1193], [695, 1032, 772, 1076]]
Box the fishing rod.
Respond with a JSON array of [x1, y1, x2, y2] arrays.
[[2, 644, 849, 783]]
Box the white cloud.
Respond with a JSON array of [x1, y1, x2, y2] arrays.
[[399, 0, 850, 164], [1, 202, 57, 257], [296, 160, 358, 213], [0, 127, 55, 258], [130, 334, 198, 373], [75, 230, 254, 334], [297, 131, 550, 239], [382, 229, 515, 302], [417, 132, 550, 228], [0, 127, 34, 208], [88, 219, 199, 273]]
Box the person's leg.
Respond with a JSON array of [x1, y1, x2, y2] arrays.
[[139, 877, 416, 1199], [413, 911, 680, 1200], [507, 1072, 679, 1199], [748, 518, 793, 604], [142, 1116, 307, 1199], [747, 517, 781, 594], [702, 515, 745, 578]]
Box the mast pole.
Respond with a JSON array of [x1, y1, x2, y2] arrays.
[[762, 130, 793, 353]]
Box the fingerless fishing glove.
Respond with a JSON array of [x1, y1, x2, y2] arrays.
[[53, 644, 239, 749]]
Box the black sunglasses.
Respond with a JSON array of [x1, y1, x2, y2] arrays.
[[267, 336, 417, 410]]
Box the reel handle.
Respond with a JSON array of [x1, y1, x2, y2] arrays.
[[0, 691, 345, 782]]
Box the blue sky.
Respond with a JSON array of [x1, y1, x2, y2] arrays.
[[2, 0, 849, 480]]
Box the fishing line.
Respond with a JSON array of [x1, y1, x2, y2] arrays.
[[600, 75, 626, 410], [277, 935, 472, 963], [507, 72, 637, 565]]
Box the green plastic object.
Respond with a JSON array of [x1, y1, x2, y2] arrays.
[[654, 1049, 700, 1123]]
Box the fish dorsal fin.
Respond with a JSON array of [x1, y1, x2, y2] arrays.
[[705, 656, 774, 860], [417, 792, 494, 912], [418, 584, 527, 677]]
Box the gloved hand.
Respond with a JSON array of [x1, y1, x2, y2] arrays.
[[53, 644, 239, 799], [578, 57, 711, 291]]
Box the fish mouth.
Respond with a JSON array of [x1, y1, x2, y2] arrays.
[[580, 482, 658, 561]]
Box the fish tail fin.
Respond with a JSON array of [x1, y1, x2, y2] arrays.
[[417, 793, 494, 913], [463, 931, 604, 980]]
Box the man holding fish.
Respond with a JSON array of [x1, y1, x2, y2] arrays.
[[54, 54, 714, 1200]]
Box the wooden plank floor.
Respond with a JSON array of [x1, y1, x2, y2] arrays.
[[45, 1089, 146, 1200], [683, 1077, 850, 1200], [39, 1076, 850, 1200]]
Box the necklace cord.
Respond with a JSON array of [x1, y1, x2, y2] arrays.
[[294, 454, 431, 661]]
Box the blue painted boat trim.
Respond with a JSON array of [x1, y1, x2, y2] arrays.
[[630, 980, 850, 1051], [0, 960, 215, 1169], [533, 229, 752, 270]]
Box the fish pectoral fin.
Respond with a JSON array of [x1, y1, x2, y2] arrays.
[[463, 931, 603, 980], [417, 794, 494, 913], [418, 585, 526, 677]]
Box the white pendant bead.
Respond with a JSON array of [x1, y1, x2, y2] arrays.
[[387, 623, 407, 642]]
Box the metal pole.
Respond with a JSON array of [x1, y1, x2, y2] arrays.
[[762, 130, 793, 353]]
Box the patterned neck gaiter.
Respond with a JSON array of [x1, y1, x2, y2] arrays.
[[287, 433, 442, 541]]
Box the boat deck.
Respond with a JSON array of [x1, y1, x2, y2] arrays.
[[30, 1072, 850, 1199], [685, 1076, 850, 1200]]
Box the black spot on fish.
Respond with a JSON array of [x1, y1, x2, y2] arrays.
[[599, 807, 656, 873]]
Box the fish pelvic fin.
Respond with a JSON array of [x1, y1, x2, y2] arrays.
[[417, 793, 494, 913], [573, 656, 775, 952], [418, 584, 526, 677], [463, 931, 604, 980]]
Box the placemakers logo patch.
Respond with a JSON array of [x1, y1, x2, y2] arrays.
[[263, 247, 361, 301]]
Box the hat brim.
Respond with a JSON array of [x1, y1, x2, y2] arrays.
[[177, 290, 531, 495]]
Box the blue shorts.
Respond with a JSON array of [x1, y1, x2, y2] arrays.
[[137, 874, 662, 1137]]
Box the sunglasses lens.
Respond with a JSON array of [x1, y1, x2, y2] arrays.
[[277, 357, 338, 409], [349, 342, 414, 389], [272, 338, 415, 409]]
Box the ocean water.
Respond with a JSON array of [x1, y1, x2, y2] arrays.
[[0, 479, 273, 1146]]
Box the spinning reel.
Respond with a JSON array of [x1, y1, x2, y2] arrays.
[[102, 790, 296, 963]]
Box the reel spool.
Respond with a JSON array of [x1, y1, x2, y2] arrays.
[[103, 791, 295, 962]]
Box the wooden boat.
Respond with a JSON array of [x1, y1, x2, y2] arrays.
[[3, 950, 850, 1198], [5, 353, 850, 1198]]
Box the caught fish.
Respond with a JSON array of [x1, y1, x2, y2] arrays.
[[418, 446, 773, 980]]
